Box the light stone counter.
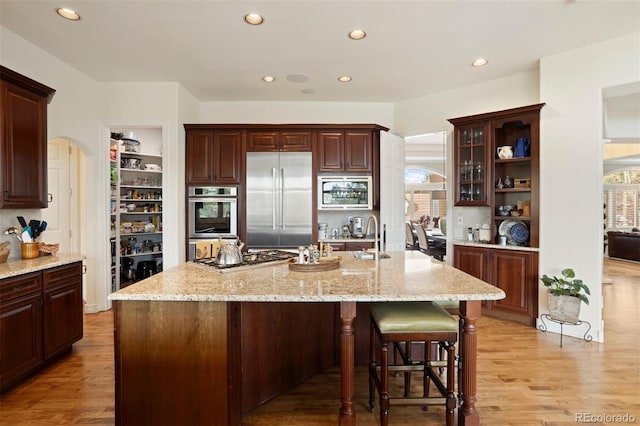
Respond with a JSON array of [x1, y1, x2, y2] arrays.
[[0, 253, 85, 280], [109, 250, 504, 303]]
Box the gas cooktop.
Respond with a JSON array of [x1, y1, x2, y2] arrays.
[[195, 250, 297, 272]]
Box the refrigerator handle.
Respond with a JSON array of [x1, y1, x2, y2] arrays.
[[272, 168, 277, 230], [280, 168, 285, 229]]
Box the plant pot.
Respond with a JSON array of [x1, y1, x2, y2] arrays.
[[547, 293, 582, 323]]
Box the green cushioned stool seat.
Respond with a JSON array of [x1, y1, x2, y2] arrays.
[[368, 301, 458, 426], [370, 301, 458, 333]]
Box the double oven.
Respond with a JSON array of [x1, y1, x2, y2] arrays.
[[187, 187, 237, 260]]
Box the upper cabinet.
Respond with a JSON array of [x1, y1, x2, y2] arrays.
[[247, 130, 312, 152], [0, 66, 56, 209], [317, 129, 377, 173], [185, 127, 242, 186], [449, 103, 544, 247], [451, 123, 490, 206]]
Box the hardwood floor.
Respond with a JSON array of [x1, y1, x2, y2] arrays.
[[1, 258, 638, 425]]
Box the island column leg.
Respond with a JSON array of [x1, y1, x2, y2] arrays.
[[459, 300, 481, 426], [339, 301, 357, 426]]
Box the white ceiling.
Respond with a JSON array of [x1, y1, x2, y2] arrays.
[[1, 0, 638, 103]]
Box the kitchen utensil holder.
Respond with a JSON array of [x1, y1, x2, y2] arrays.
[[21, 242, 40, 259]]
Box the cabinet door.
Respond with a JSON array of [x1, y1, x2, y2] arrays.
[[186, 130, 215, 186], [453, 124, 489, 206], [0, 292, 43, 392], [345, 241, 375, 251], [43, 263, 83, 359], [280, 131, 312, 151], [318, 132, 344, 171], [0, 81, 49, 208], [344, 131, 372, 173], [453, 245, 490, 282], [246, 131, 278, 151], [491, 250, 537, 318], [213, 131, 242, 185]]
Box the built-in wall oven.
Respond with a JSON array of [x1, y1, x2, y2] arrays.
[[188, 187, 237, 260]]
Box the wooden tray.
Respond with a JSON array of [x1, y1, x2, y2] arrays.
[[288, 256, 341, 272]]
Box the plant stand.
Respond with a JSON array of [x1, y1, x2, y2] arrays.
[[538, 314, 592, 347]]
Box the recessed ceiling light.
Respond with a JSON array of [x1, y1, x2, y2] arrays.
[[338, 76, 352, 82], [262, 76, 275, 83], [472, 58, 488, 67], [56, 7, 80, 21], [244, 13, 264, 25], [348, 30, 366, 40]]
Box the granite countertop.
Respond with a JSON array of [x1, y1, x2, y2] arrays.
[[452, 240, 539, 252], [109, 250, 505, 303], [0, 253, 85, 280]]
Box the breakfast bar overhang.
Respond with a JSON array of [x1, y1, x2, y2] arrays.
[[109, 251, 504, 425]]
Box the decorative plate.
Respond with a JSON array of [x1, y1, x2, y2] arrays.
[[510, 222, 529, 244]]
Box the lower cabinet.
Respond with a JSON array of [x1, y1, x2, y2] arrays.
[[0, 262, 83, 392], [114, 300, 336, 425], [325, 241, 375, 251], [454, 245, 538, 325]]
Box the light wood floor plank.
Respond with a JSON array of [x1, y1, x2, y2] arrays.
[[1, 258, 638, 425]]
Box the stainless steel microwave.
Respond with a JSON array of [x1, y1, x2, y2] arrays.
[[318, 176, 372, 210]]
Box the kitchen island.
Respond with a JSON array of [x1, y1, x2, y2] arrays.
[[109, 250, 504, 425]]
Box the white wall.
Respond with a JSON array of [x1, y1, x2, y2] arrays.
[[539, 33, 640, 342], [198, 101, 394, 130]]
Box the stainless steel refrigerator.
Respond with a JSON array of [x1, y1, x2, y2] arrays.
[[246, 152, 312, 248]]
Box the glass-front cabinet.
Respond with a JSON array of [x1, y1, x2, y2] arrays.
[[453, 124, 489, 206]]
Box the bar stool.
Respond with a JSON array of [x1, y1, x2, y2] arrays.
[[368, 301, 458, 426]]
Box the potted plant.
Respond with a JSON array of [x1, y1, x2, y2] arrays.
[[541, 268, 590, 323]]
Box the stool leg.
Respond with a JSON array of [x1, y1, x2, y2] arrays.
[[380, 342, 390, 426], [369, 322, 376, 412], [424, 340, 432, 399], [404, 341, 412, 397], [445, 342, 456, 426], [457, 316, 464, 405]]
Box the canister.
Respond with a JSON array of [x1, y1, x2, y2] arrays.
[[21, 242, 40, 259], [318, 223, 328, 240]]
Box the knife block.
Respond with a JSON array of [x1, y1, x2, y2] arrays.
[[21, 242, 40, 259]]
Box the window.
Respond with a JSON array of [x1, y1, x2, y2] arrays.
[[603, 171, 640, 230]]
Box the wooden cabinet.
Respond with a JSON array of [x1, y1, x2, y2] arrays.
[[246, 131, 312, 152], [451, 123, 490, 206], [185, 130, 215, 185], [185, 128, 242, 186], [213, 131, 242, 185], [318, 130, 373, 173], [42, 263, 83, 358], [114, 300, 335, 425], [0, 66, 56, 209], [0, 272, 43, 392], [454, 245, 538, 324], [449, 103, 544, 247], [0, 262, 83, 392]]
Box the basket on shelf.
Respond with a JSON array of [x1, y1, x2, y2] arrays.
[[39, 243, 60, 255]]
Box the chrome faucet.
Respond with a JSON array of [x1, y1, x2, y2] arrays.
[[365, 215, 379, 260]]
